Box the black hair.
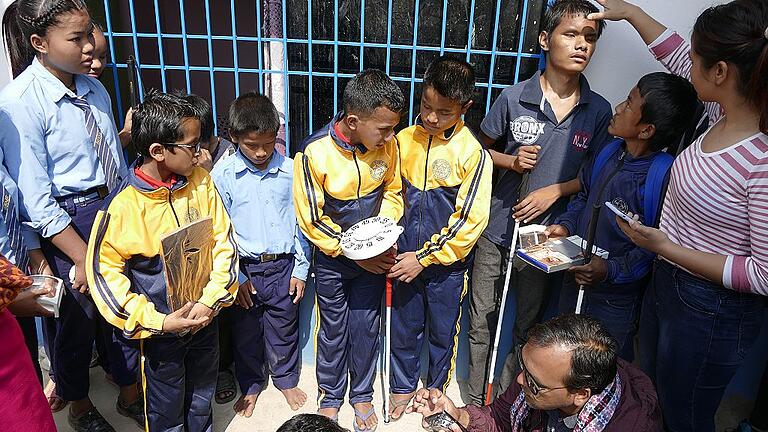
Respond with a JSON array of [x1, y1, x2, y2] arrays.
[[422, 55, 476, 105], [227, 91, 280, 139], [276, 414, 348, 432], [527, 313, 618, 393], [2, 0, 89, 77], [182, 93, 215, 142], [542, 0, 605, 40], [636, 72, 699, 152], [692, 0, 768, 133], [92, 21, 103, 32], [131, 89, 197, 158], [342, 69, 404, 117]]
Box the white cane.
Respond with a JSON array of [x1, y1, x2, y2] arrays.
[[483, 172, 529, 405], [576, 204, 601, 314], [383, 277, 393, 423]]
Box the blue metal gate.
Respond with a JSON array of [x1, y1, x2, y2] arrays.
[[96, 0, 545, 153]]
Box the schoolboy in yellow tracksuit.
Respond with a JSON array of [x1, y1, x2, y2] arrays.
[[293, 69, 403, 430], [388, 57, 492, 420], [86, 91, 238, 432]]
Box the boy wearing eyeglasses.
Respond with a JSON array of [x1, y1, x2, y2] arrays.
[[86, 90, 239, 431]]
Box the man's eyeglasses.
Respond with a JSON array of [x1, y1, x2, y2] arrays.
[[162, 140, 202, 153], [517, 349, 569, 396]]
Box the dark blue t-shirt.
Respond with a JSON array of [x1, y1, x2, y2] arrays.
[[480, 71, 612, 249]]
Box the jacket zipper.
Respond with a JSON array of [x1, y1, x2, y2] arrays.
[[417, 135, 433, 245], [167, 188, 181, 227], [352, 149, 363, 219]]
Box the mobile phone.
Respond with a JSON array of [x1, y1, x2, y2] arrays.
[[425, 411, 467, 432], [604, 201, 634, 224]]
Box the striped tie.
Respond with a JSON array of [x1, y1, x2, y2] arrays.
[[0, 185, 28, 272], [68, 95, 121, 191]]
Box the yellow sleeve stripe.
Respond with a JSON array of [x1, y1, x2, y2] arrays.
[[301, 154, 341, 240], [416, 149, 488, 261]]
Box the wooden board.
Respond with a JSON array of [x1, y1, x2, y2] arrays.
[[160, 216, 214, 312]]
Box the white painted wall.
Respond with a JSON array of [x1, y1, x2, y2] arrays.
[[584, 0, 727, 109]]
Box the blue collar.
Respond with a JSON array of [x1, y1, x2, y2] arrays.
[[414, 114, 461, 140], [234, 149, 287, 174], [519, 70, 594, 107], [29, 57, 93, 103], [128, 157, 189, 194], [329, 112, 369, 154]]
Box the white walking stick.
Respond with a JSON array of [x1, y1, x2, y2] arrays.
[[576, 204, 601, 314], [484, 172, 529, 405], [383, 277, 393, 422]]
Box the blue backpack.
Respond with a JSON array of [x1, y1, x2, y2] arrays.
[[590, 139, 674, 227]]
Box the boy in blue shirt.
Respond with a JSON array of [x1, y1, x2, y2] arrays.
[[547, 72, 698, 358], [211, 92, 311, 417]]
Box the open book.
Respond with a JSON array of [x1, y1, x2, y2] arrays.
[[516, 235, 609, 273], [160, 217, 214, 312]]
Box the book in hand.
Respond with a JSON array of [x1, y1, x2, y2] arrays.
[[160, 217, 214, 312], [27, 275, 64, 318], [516, 235, 609, 273]]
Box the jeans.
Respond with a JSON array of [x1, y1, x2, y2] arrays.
[[640, 259, 765, 432]]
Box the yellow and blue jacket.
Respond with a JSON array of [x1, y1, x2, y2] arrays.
[[86, 162, 239, 339], [293, 113, 404, 257], [397, 118, 492, 268]]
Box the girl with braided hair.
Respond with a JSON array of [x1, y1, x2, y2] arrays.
[[0, 2, 138, 431]]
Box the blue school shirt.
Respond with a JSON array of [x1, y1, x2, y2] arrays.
[[211, 149, 310, 281], [0, 146, 40, 265], [0, 57, 128, 238], [480, 70, 612, 249]]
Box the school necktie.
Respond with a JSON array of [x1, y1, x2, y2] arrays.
[[0, 185, 28, 272], [68, 95, 121, 191]]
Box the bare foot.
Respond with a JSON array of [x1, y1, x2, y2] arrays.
[[44, 380, 68, 412], [233, 393, 260, 418], [353, 401, 378, 430], [318, 406, 339, 421], [279, 386, 307, 411], [389, 392, 414, 421]]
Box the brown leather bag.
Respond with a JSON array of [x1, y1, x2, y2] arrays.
[[0, 254, 32, 313]]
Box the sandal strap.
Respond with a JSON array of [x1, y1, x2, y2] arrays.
[[354, 406, 376, 422]]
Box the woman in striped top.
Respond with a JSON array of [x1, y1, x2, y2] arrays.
[[592, 1, 768, 431]]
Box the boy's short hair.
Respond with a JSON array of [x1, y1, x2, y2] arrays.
[[343, 69, 404, 117], [227, 91, 280, 138], [131, 89, 197, 157], [276, 414, 347, 432], [636, 72, 699, 152], [542, 0, 605, 39], [422, 56, 476, 105], [182, 93, 215, 142]]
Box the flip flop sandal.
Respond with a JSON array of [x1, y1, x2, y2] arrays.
[[317, 408, 339, 423], [388, 393, 413, 422], [353, 406, 377, 432], [215, 370, 237, 404], [45, 382, 68, 413]]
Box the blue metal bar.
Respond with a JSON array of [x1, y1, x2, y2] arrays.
[[333, 0, 339, 114], [105, 32, 544, 57], [485, 0, 504, 114], [127, 0, 144, 99], [514, 0, 532, 83], [231, 0, 240, 96], [281, 0, 291, 152], [105, 62, 519, 90], [385, 0, 393, 74], [307, 0, 314, 133], [359, 0, 366, 70], [255, 0, 264, 93], [203, 0, 219, 135], [439, 0, 448, 55], [102, 0, 123, 123], [465, 0, 476, 62], [178, 0, 192, 93], [408, 0, 421, 124], [152, 0, 167, 91]]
